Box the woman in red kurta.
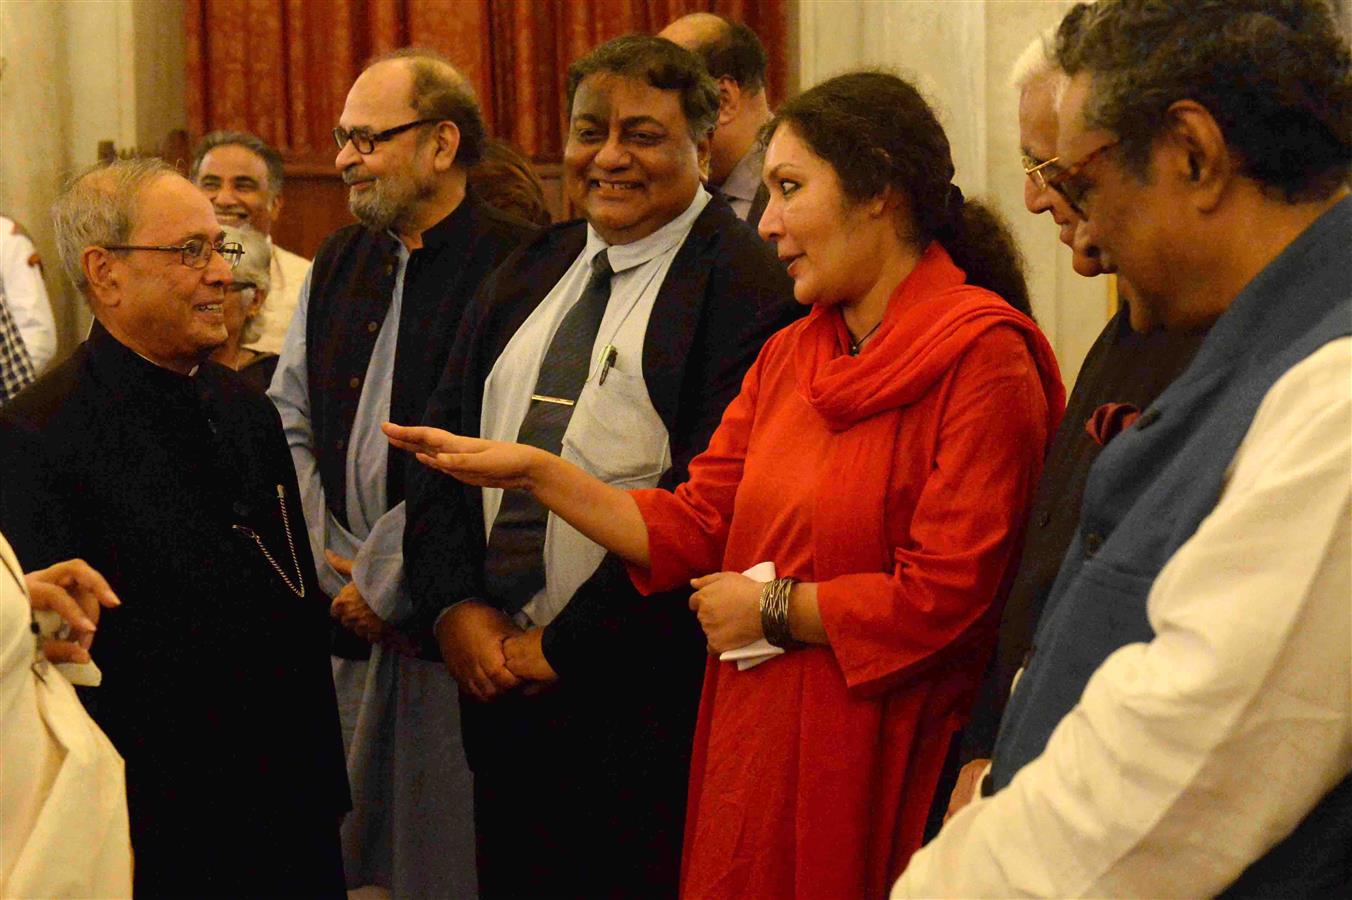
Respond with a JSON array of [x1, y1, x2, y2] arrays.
[[388, 72, 1064, 898]]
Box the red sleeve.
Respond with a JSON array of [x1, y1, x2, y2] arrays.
[[818, 327, 1052, 697], [627, 339, 769, 595]]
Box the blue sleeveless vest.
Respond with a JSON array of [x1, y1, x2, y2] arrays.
[[991, 197, 1352, 895]]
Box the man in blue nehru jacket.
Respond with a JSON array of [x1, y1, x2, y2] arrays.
[[896, 1, 1350, 896]]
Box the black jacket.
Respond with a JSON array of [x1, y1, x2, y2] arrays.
[[405, 195, 800, 680], [0, 323, 348, 897], [959, 304, 1207, 763], [305, 192, 536, 527], [402, 193, 799, 897]]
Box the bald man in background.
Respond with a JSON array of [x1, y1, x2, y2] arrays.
[[660, 13, 773, 227]]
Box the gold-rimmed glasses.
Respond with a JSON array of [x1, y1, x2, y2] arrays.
[[1021, 153, 1061, 191]]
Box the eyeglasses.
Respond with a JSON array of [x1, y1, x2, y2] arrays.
[[332, 118, 439, 155], [103, 238, 243, 269], [1020, 153, 1061, 192], [1046, 139, 1122, 218], [225, 281, 257, 297]]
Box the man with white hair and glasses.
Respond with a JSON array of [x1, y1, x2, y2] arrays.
[[0, 157, 348, 897], [945, 9, 1207, 826]]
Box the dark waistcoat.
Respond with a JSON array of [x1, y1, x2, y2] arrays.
[[992, 198, 1352, 895], [305, 193, 534, 530]]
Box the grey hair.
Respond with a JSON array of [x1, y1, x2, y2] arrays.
[[221, 224, 271, 347], [1009, 30, 1058, 92], [365, 48, 487, 167], [221, 224, 271, 292], [52, 157, 176, 297], [1056, 0, 1351, 202]]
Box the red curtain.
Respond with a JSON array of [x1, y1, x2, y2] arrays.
[[185, 0, 788, 164]]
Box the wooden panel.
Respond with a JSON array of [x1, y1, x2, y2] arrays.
[[535, 162, 569, 222], [271, 158, 356, 260]]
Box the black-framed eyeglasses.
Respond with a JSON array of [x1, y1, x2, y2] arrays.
[[1020, 153, 1061, 192], [332, 118, 439, 155], [1046, 139, 1121, 218], [103, 238, 243, 269]]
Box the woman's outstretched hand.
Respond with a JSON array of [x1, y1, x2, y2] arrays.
[[26, 558, 122, 664], [383, 423, 543, 490], [386, 421, 654, 569]]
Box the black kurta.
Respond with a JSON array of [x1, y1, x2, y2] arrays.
[[0, 323, 348, 897], [957, 304, 1208, 768]]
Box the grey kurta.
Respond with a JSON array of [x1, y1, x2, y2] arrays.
[[270, 247, 476, 899]]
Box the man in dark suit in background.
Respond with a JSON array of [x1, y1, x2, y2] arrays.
[[0, 158, 347, 897], [403, 34, 796, 900], [660, 13, 774, 228]]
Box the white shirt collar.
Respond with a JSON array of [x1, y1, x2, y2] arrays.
[[583, 186, 711, 274]]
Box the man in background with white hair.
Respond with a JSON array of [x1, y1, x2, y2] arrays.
[[210, 224, 281, 390], [943, 9, 1207, 826], [899, 0, 1350, 893]]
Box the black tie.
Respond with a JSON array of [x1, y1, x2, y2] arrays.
[[483, 250, 614, 613]]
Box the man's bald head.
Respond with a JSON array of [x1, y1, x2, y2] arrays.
[[660, 12, 767, 94], [660, 12, 727, 50], [658, 14, 771, 186], [361, 48, 487, 168]]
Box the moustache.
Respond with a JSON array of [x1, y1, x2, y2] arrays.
[[342, 169, 373, 186]]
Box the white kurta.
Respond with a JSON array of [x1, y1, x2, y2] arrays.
[[893, 337, 1352, 897], [0, 533, 132, 898]]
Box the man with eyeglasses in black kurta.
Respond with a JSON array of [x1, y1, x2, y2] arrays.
[[0, 159, 348, 897]]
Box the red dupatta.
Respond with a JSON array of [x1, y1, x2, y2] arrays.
[[796, 242, 1065, 581]]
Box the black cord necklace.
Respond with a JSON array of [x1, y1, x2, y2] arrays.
[[847, 320, 883, 356]]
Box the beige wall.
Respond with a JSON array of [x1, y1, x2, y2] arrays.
[[794, 0, 1109, 386], [0, 0, 185, 359]]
